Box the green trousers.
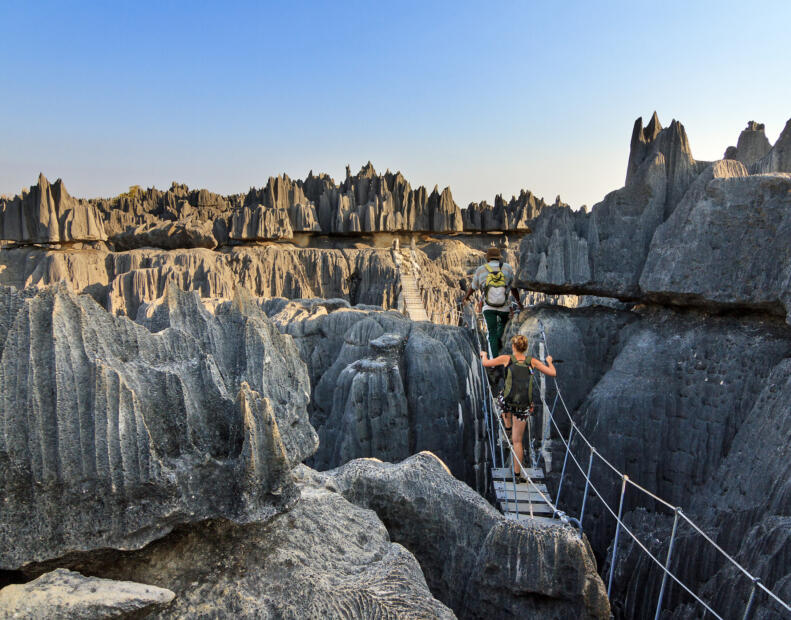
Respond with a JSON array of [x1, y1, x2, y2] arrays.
[[483, 309, 510, 357]]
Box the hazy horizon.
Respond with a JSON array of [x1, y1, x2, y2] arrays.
[[2, 1, 789, 209]]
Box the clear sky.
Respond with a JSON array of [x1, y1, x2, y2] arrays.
[[1, 1, 789, 209]]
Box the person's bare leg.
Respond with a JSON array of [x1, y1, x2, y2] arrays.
[[512, 416, 527, 476], [501, 411, 512, 430]]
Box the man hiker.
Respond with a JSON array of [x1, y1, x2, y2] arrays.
[[462, 247, 523, 356]]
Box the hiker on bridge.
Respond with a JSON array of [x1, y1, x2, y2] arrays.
[[462, 247, 523, 356], [481, 335, 555, 482]]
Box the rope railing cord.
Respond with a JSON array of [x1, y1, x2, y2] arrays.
[[535, 320, 791, 614]]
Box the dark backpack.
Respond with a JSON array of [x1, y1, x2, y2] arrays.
[[503, 355, 533, 409]]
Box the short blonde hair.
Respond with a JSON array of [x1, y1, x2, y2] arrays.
[[512, 334, 528, 353]]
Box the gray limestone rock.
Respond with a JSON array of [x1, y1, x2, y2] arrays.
[[641, 170, 791, 323], [30, 473, 455, 619], [321, 452, 610, 619], [521, 306, 791, 619], [0, 174, 107, 244], [110, 219, 217, 251], [752, 117, 791, 174], [724, 121, 772, 167], [264, 300, 487, 487], [0, 569, 175, 619], [229, 204, 294, 241], [0, 284, 316, 569]]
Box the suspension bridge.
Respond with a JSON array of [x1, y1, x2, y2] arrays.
[[397, 248, 789, 617]]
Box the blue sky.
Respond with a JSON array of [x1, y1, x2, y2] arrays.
[[1, 1, 789, 209]]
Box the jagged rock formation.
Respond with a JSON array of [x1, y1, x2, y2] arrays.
[[262, 298, 487, 488], [0, 245, 401, 318], [463, 191, 558, 232], [27, 469, 455, 619], [0, 284, 317, 569], [724, 121, 772, 167], [0, 569, 175, 619], [517, 114, 791, 323], [0, 174, 107, 244], [111, 219, 217, 251], [319, 452, 610, 619], [751, 118, 791, 174]]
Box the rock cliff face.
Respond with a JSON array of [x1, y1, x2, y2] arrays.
[[0, 284, 316, 569]]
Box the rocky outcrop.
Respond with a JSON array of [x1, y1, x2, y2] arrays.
[[751, 118, 791, 174], [29, 470, 455, 619], [229, 204, 294, 241], [517, 115, 791, 323], [110, 219, 217, 251], [724, 121, 772, 167], [0, 174, 107, 244], [0, 284, 317, 569], [0, 245, 402, 318], [263, 299, 487, 488], [319, 452, 610, 619], [517, 114, 700, 298], [463, 191, 558, 232], [0, 569, 174, 619], [641, 168, 791, 322]]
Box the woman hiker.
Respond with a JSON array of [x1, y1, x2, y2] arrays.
[[480, 334, 556, 482]]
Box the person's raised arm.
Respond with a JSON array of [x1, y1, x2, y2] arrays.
[[510, 287, 524, 311], [462, 286, 474, 305], [480, 351, 511, 368], [531, 355, 556, 377]]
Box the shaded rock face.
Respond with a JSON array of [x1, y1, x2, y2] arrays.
[[0, 568, 174, 619], [111, 219, 217, 251], [31, 472, 455, 619], [319, 453, 610, 620], [511, 305, 791, 619], [262, 299, 487, 487], [0, 174, 107, 244], [641, 170, 791, 321], [0, 284, 317, 569], [752, 117, 791, 174]]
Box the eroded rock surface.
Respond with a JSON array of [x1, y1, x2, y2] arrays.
[[641, 171, 791, 322], [263, 299, 487, 487], [29, 472, 455, 619], [316, 452, 610, 619], [0, 568, 174, 619], [0, 284, 316, 569], [0, 174, 107, 244]]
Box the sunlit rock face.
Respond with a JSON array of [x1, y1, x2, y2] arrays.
[[0, 284, 316, 570]]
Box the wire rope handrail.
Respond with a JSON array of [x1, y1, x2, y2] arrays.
[[534, 320, 791, 616]]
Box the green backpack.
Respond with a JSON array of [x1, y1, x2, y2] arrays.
[[503, 355, 533, 409]]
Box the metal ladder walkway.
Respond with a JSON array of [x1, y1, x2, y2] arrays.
[[392, 245, 429, 322]]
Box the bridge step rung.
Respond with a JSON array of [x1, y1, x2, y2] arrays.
[[491, 467, 544, 480], [493, 481, 548, 494], [504, 514, 561, 526], [500, 503, 554, 516]]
